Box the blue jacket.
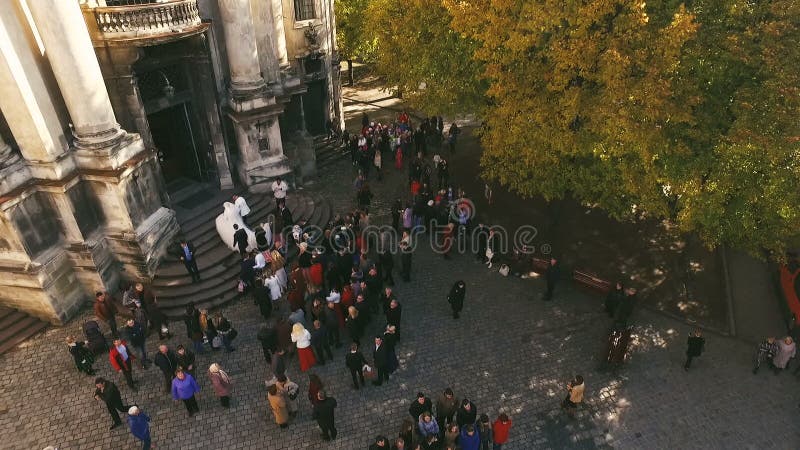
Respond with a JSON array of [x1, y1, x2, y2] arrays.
[[171, 374, 200, 400], [127, 412, 150, 441], [418, 416, 439, 437], [460, 428, 481, 450]]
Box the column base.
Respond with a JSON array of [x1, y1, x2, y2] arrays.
[[238, 155, 293, 194]]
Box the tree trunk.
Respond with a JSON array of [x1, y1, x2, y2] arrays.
[[347, 59, 354, 86]]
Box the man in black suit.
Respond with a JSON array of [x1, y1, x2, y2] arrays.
[[233, 224, 248, 256], [178, 240, 200, 282], [94, 377, 129, 429], [372, 336, 389, 386]]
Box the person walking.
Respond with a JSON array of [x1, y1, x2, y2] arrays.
[[684, 329, 706, 371], [178, 239, 201, 283], [257, 322, 279, 364], [372, 335, 390, 386], [543, 258, 560, 301], [345, 342, 367, 389], [183, 304, 205, 355], [754, 337, 777, 374], [109, 338, 137, 390], [208, 363, 233, 408], [275, 374, 300, 418], [176, 344, 196, 378], [66, 335, 95, 376], [460, 424, 481, 450], [772, 336, 796, 374], [409, 392, 433, 421], [291, 322, 317, 372], [478, 414, 493, 450], [435, 388, 458, 427], [271, 176, 289, 209], [604, 282, 625, 318], [153, 344, 178, 393], [456, 398, 478, 428], [94, 377, 129, 430], [267, 383, 290, 429], [492, 413, 513, 449], [447, 280, 466, 319], [121, 319, 149, 369], [126, 406, 152, 450], [171, 368, 201, 416], [233, 224, 249, 256], [311, 320, 334, 365], [346, 306, 364, 345], [233, 194, 251, 226], [417, 412, 439, 440], [308, 372, 325, 407], [271, 347, 287, 378], [94, 291, 119, 338], [560, 375, 585, 417], [214, 312, 237, 352], [312, 390, 338, 441]]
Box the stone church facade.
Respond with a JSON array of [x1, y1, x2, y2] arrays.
[[0, 0, 342, 324]]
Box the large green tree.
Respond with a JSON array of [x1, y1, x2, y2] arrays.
[[357, 0, 800, 256], [366, 0, 485, 115]]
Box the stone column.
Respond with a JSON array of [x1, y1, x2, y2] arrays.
[[271, 0, 289, 66], [216, 0, 267, 97], [0, 5, 72, 168], [251, 0, 282, 85], [0, 133, 19, 169], [26, 0, 124, 150]]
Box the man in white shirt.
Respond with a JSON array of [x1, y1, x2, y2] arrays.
[[271, 177, 288, 209], [232, 195, 251, 226]]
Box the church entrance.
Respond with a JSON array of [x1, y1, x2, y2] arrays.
[[148, 102, 205, 184]]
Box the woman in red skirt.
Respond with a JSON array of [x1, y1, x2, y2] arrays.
[[291, 323, 316, 372]]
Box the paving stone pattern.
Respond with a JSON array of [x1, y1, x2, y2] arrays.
[[2, 157, 799, 449]]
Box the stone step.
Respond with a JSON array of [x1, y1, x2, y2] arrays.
[[0, 306, 49, 355], [152, 192, 333, 319]]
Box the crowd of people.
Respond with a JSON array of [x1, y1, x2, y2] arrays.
[[65, 110, 600, 449]]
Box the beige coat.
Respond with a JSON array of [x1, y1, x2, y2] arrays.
[[569, 382, 585, 403], [268, 391, 289, 425]]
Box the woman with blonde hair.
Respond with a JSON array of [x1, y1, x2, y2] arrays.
[[208, 363, 233, 408], [290, 322, 316, 371], [66, 335, 95, 375], [345, 306, 363, 345]]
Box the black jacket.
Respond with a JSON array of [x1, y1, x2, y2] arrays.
[[95, 380, 123, 405], [456, 401, 478, 428], [345, 350, 367, 371], [448, 281, 466, 309], [686, 336, 705, 357], [233, 228, 248, 251], [546, 261, 561, 285], [409, 397, 433, 420], [154, 350, 178, 376], [312, 397, 337, 426], [386, 304, 402, 327], [257, 326, 278, 351], [373, 343, 389, 369], [177, 350, 195, 372]]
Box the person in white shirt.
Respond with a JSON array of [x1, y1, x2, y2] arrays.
[[254, 251, 266, 270], [290, 323, 316, 371], [326, 288, 341, 304], [271, 177, 288, 208], [232, 195, 251, 226]]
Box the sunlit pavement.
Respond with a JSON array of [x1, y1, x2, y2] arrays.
[[2, 150, 798, 450]]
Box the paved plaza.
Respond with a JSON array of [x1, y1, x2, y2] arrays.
[[2, 152, 799, 450]]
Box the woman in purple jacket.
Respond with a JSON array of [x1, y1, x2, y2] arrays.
[[171, 368, 201, 416]]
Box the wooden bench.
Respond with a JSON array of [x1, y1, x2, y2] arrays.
[[531, 258, 549, 274], [573, 269, 612, 295]]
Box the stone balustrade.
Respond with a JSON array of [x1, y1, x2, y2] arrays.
[[84, 0, 207, 46]]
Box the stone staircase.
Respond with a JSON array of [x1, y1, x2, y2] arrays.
[[151, 188, 333, 319], [0, 306, 49, 355], [314, 135, 349, 170]]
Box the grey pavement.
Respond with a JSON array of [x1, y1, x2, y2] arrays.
[[726, 248, 787, 344], [1, 152, 799, 450]]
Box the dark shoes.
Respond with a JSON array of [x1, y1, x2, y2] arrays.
[[110, 423, 121, 430]]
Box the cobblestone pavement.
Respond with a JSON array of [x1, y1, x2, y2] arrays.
[[2, 155, 800, 450]]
